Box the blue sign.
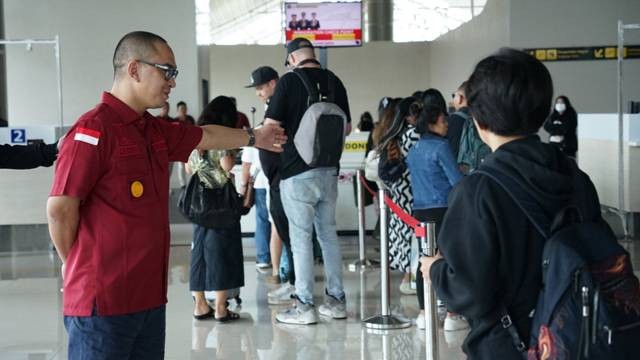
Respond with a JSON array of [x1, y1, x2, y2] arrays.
[[11, 129, 26, 144]]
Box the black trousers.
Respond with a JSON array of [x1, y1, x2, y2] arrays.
[[414, 207, 447, 310], [269, 187, 295, 285]]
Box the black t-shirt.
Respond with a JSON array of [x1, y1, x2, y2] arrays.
[[265, 67, 351, 179]]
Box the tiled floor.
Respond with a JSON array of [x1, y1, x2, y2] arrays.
[[0, 222, 637, 359]]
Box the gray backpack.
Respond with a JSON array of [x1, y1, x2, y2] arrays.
[[292, 68, 347, 168]]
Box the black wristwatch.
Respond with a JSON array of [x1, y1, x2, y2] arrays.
[[246, 127, 256, 147]]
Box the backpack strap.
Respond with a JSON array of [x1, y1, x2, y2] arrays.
[[474, 166, 554, 353], [474, 168, 551, 239], [292, 68, 320, 107], [326, 70, 337, 103]]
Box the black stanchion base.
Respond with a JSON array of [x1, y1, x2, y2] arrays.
[[348, 258, 381, 272], [363, 314, 411, 331]]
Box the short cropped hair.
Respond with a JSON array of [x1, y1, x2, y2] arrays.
[[415, 104, 444, 135], [112, 31, 168, 78], [176, 101, 187, 108], [467, 48, 553, 136]]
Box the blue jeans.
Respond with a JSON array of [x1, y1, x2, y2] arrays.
[[254, 188, 271, 264], [281, 168, 345, 305], [64, 305, 166, 360]]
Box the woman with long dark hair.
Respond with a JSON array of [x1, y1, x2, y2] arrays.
[[543, 95, 578, 158], [187, 96, 243, 322], [376, 96, 420, 294]]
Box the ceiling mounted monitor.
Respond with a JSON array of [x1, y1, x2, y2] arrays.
[[284, 1, 362, 48]]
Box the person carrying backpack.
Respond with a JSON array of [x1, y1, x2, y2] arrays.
[[264, 38, 352, 325], [420, 48, 640, 359], [455, 81, 490, 174]]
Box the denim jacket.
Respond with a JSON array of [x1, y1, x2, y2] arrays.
[[407, 133, 462, 209]]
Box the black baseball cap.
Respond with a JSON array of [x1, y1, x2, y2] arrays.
[[285, 37, 314, 66], [244, 66, 279, 88]]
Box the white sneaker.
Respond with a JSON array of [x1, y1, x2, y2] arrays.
[[444, 327, 469, 347], [415, 312, 425, 330], [276, 299, 318, 325], [318, 294, 347, 319], [444, 313, 470, 332], [399, 280, 416, 295], [256, 262, 272, 274], [267, 285, 295, 305], [256, 262, 271, 268]]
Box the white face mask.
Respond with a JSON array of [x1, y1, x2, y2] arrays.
[[555, 103, 566, 113]]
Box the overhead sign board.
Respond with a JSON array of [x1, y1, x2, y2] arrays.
[[524, 45, 640, 62]]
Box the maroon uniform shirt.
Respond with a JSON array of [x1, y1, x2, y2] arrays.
[[51, 92, 202, 316]]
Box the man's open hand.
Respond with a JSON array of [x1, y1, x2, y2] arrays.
[[253, 123, 287, 152]]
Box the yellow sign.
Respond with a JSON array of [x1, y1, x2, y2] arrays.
[[333, 33, 356, 41], [594, 48, 604, 58], [605, 47, 617, 58], [525, 45, 640, 62], [130, 180, 144, 198], [343, 140, 367, 153]]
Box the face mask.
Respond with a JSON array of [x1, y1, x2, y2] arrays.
[[555, 103, 566, 113]]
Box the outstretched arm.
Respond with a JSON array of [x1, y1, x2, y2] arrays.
[[0, 142, 58, 169], [196, 123, 286, 152]]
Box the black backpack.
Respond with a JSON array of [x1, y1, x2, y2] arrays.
[[292, 68, 347, 168], [377, 140, 406, 186], [477, 163, 640, 360]]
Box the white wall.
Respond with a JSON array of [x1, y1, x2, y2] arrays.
[[4, 0, 199, 125], [1, 0, 199, 225], [197, 45, 211, 110], [578, 114, 640, 211], [509, 0, 640, 114], [428, 0, 511, 96], [427, 0, 640, 114], [208, 41, 430, 127]]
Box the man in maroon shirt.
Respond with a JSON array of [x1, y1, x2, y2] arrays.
[[46, 31, 285, 359]]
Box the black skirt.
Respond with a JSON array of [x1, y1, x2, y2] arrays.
[[189, 222, 244, 291]]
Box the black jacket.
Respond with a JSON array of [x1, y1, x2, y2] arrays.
[[0, 142, 58, 169], [430, 136, 601, 359], [543, 109, 578, 157]]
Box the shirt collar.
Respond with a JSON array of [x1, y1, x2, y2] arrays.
[[101, 92, 155, 124]]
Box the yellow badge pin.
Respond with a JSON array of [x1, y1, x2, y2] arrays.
[[130, 180, 144, 198]]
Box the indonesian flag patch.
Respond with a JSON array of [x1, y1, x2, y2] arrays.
[[74, 127, 101, 146]]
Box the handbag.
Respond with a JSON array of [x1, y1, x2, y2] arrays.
[[378, 141, 407, 186], [178, 172, 244, 228], [242, 176, 255, 210], [364, 149, 381, 182]]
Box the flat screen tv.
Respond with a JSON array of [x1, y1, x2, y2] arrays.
[[284, 1, 362, 48]]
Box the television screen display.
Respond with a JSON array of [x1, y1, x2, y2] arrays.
[[284, 1, 362, 48]]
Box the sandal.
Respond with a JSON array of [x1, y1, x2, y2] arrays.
[[214, 310, 240, 323], [193, 306, 215, 320]]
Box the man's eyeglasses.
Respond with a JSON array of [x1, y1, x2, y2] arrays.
[[137, 60, 179, 81]]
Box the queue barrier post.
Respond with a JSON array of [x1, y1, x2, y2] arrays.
[[363, 188, 411, 330], [420, 222, 439, 360], [349, 170, 380, 272]]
